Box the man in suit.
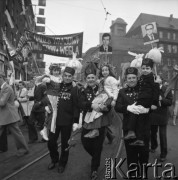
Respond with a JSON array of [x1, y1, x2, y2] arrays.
[[99, 33, 112, 53], [0, 126, 7, 153], [27, 76, 47, 144], [0, 71, 29, 156], [143, 23, 158, 45], [150, 76, 173, 162]]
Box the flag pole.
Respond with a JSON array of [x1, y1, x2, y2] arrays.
[[150, 42, 158, 77]]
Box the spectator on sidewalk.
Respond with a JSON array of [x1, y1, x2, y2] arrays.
[[0, 126, 7, 153], [17, 81, 29, 126], [27, 76, 47, 144], [0, 71, 29, 156], [150, 76, 173, 162]]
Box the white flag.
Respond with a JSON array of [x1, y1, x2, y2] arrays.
[[4, 9, 14, 28]]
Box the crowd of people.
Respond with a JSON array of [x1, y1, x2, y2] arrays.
[[0, 55, 176, 179]]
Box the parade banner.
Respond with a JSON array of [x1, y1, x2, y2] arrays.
[[16, 31, 83, 58]]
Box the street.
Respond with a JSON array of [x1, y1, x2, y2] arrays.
[[0, 115, 178, 180]]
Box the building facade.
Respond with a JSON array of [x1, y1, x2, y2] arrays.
[[0, 0, 36, 81], [126, 13, 178, 80], [83, 14, 178, 81]]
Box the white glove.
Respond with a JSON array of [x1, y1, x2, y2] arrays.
[[72, 123, 82, 131], [127, 103, 140, 114], [137, 105, 149, 114], [45, 106, 51, 113]]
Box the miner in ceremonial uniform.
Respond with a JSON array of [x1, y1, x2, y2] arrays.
[[115, 67, 152, 178], [47, 66, 80, 173], [79, 62, 114, 180]]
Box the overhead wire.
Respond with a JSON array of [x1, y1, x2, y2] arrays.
[[99, 0, 111, 32]]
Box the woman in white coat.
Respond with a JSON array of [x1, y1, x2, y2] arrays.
[[18, 81, 31, 125]]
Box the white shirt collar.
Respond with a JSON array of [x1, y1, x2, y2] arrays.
[[1, 82, 6, 89]]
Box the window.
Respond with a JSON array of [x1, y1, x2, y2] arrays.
[[172, 45, 177, 53], [168, 71, 171, 80], [159, 31, 163, 38], [173, 33, 176, 40], [167, 45, 172, 53], [4, 24, 7, 35], [11, 33, 13, 44], [167, 58, 171, 66], [173, 59, 177, 66], [11, 0, 14, 16], [167, 32, 171, 39], [159, 44, 164, 51], [25, 22, 27, 29]]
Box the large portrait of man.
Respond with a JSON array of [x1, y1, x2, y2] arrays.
[[141, 22, 159, 45], [99, 33, 112, 54]]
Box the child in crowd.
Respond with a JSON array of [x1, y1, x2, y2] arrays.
[[40, 96, 52, 141], [83, 63, 119, 138], [40, 64, 62, 140], [124, 58, 160, 146]]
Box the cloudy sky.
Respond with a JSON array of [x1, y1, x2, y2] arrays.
[[32, 0, 178, 68]]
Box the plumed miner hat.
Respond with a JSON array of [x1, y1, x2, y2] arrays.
[[84, 62, 97, 77], [141, 58, 154, 68], [64, 66, 75, 76], [125, 67, 138, 76]]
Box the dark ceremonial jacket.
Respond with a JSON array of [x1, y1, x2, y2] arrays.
[[137, 72, 159, 107], [29, 83, 47, 112], [0, 83, 20, 125], [56, 82, 80, 126], [78, 85, 99, 119], [150, 85, 173, 126], [115, 86, 139, 131]]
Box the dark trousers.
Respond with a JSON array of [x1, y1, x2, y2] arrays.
[[81, 127, 106, 172], [151, 125, 167, 158], [26, 111, 45, 141], [48, 125, 72, 166], [124, 129, 150, 179], [0, 126, 8, 152], [127, 113, 149, 141], [0, 122, 28, 152], [106, 126, 114, 142]]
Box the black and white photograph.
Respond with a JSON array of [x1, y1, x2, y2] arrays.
[[0, 0, 178, 180], [141, 22, 159, 45]]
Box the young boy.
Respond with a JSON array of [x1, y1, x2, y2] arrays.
[[124, 58, 160, 146]]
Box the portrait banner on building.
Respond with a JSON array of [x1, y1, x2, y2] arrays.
[[16, 31, 83, 59], [141, 22, 159, 45]]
